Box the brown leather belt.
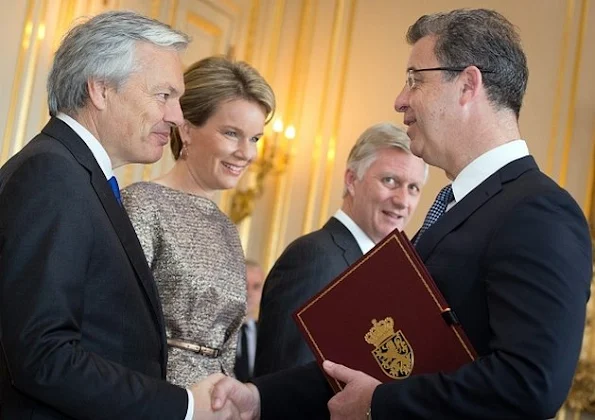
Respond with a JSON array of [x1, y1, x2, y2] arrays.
[[167, 338, 221, 358]]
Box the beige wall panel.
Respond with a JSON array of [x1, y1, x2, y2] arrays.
[[240, 0, 315, 265], [281, 0, 350, 241], [564, 2, 595, 210], [0, 2, 29, 147], [178, 1, 233, 59]]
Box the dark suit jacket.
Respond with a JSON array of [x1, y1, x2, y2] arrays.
[[254, 217, 363, 377], [0, 118, 187, 419], [253, 156, 592, 419]]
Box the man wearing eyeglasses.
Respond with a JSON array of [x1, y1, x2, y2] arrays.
[[207, 8, 592, 420]]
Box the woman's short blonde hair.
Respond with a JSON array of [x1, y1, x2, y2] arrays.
[[170, 56, 276, 159]]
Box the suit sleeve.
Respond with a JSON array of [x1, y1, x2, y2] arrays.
[[0, 155, 188, 419], [255, 237, 343, 376], [370, 192, 592, 419], [253, 361, 332, 420]]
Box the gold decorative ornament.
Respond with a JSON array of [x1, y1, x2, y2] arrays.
[[566, 360, 595, 412], [564, 241, 595, 414], [365, 317, 414, 379]]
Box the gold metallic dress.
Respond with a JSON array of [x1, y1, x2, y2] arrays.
[[121, 182, 245, 387]]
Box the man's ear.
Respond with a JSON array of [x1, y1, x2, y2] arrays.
[[87, 79, 109, 111], [459, 66, 482, 106], [344, 168, 357, 196]]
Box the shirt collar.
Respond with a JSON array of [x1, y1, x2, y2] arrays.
[[333, 209, 376, 254], [451, 140, 529, 204], [56, 112, 113, 180]]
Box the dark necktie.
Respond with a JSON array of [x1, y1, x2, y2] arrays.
[[235, 324, 251, 382], [413, 184, 454, 246], [107, 176, 122, 206]]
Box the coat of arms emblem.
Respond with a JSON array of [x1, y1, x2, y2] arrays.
[[364, 317, 413, 379]]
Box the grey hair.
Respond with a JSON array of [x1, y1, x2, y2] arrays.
[[47, 10, 190, 116], [343, 123, 428, 196], [406, 9, 528, 118]]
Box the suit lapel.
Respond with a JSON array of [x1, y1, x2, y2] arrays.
[[324, 217, 363, 265], [416, 156, 538, 261], [41, 119, 166, 343]]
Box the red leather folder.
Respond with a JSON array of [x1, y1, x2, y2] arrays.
[[293, 228, 477, 393]]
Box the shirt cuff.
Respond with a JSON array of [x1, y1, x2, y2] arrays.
[[184, 388, 194, 420]]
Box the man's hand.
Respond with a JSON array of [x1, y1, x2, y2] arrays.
[[190, 373, 241, 419], [211, 376, 261, 420], [323, 360, 381, 420]]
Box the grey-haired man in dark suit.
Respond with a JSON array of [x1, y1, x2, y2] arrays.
[[255, 122, 427, 376]]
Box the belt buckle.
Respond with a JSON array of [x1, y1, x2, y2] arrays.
[[201, 346, 220, 358]]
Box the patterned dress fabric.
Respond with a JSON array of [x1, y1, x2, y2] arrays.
[[122, 182, 246, 386]]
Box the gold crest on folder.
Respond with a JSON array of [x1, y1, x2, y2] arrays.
[[365, 317, 414, 379]]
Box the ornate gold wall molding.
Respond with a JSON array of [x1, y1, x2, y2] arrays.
[[301, 0, 353, 235], [242, 0, 260, 64], [13, 0, 48, 155], [558, 0, 588, 188], [567, 359, 595, 412], [221, 0, 261, 249], [1, 0, 35, 166], [263, 0, 285, 83], [187, 12, 224, 51], [566, 252, 595, 413], [318, 0, 356, 229], [546, 0, 574, 178], [263, 0, 316, 269]]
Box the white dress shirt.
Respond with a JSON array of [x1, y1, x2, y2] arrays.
[[56, 113, 113, 180], [333, 209, 376, 254], [56, 113, 194, 420], [447, 140, 529, 211]]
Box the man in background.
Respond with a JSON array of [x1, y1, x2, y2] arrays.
[[255, 122, 427, 376], [0, 11, 234, 419], [235, 260, 265, 382]]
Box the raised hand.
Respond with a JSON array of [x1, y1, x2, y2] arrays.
[[323, 360, 381, 420], [211, 375, 261, 420]]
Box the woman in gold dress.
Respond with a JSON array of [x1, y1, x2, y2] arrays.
[[121, 56, 275, 386]]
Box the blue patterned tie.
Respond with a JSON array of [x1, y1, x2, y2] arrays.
[[413, 184, 454, 246], [107, 176, 122, 206]]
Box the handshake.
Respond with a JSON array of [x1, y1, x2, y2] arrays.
[[188, 360, 381, 420], [190, 373, 260, 420]]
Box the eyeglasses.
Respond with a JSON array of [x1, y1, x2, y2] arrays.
[[405, 66, 494, 89]]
